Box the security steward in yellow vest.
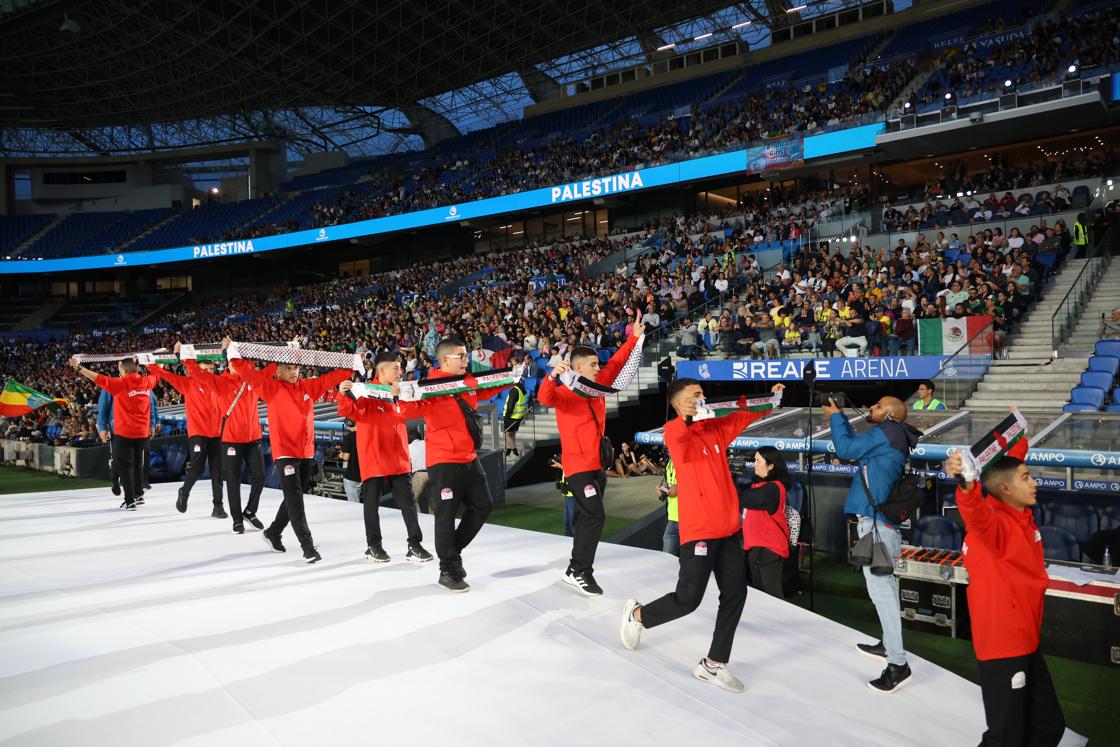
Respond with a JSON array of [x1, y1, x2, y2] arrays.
[[661, 459, 680, 555], [502, 380, 529, 457]]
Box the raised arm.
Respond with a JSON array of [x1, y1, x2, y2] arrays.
[[302, 368, 354, 401], [945, 452, 1009, 554], [827, 411, 883, 462], [596, 330, 642, 384], [713, 385, 783, 445], [145, 363, 188, 394]]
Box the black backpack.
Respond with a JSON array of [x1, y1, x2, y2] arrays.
[[861, 470, 932, 525]]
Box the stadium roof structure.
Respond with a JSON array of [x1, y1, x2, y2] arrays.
[[0, 0, 876, 160]]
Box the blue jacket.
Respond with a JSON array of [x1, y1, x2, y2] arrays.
[[97, 390, 159, 434], [830, 413, 922, 518]]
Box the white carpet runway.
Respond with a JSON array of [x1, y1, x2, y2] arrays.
[[0, 484, 1083, 746]]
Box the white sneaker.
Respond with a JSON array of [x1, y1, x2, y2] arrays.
[[693, 659, 745, 693], [619, 599, 643, 651]]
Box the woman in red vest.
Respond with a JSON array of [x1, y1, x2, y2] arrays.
[[740, 445, 790, 598]]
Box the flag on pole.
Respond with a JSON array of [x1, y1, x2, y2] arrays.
[[0, 380, 68, 417], [470, 335, 514, 372], [917, 315, 992, 355]]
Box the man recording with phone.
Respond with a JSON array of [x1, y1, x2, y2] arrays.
[[821, 394, 921, 694]]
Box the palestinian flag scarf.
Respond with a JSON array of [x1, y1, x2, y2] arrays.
[[559, 335, 645, 398]]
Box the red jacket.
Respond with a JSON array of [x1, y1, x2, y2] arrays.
[[664, 404, 766, 545], [337, 384, 410, 479], [229, 359, 352, 460], [536, 334, 641, 476], [148, 363, 222, 438], [742, 479, 789, 558], [958, 437, 1046, 661], [94, 372, 159, 439], [399, 368, 509, 466], [184, 360, 274, 444]]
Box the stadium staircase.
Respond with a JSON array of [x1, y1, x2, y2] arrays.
[[963, 257, 1106, 410], [1060, 261, 1120, 354], [10, 214, 65, 258]]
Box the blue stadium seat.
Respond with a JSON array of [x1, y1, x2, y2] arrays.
[[1039, 525, 1081, 562], [1069, 387, 1104, 409], [1108, 404, 1120, 413], [1095, 340, 1120, 359], [1101, 504, 1120, 532], [1087, 356, 1119, 377], [1080, 371, 1114, 391], [1064, 404, 1100, 413], [912, 515, 963, 551], [1043, 501, 1098, 545]]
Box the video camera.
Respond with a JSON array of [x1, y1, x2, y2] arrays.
[[813, 391, 848, 407]]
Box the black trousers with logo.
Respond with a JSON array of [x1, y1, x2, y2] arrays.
[[641, 531, 747, 663], [223, 440, 265, 525], [268, 457, 315, 553], [428, 460, 492, 573], [182, 435, 224, 506], [362, 473, 423, 547], [976, 651, 1064, 747], [566, 469, 607, 573], [111, 434, 148, 505]]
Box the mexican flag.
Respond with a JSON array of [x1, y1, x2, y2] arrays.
[[0, 379, 68, 417], [917, 316, 992, 355]]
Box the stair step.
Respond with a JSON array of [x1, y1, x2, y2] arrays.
[[975, 382, 1076, 392], [967, 391, 1070, 403]]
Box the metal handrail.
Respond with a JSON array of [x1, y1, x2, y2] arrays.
[[1050, 227, 1113, 353]]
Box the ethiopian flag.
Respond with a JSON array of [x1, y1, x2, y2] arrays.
[[0, 380, 68, 417], [917, 316, 992, 355]]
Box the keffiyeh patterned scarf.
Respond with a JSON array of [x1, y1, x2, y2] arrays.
[[229, 341, 362, 371], [350, 367, 523, 402], [558, 335, 645, 398]]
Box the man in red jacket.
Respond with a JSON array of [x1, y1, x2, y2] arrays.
[[620, 378, 784, 693], [223, 337, 354, 563], [944, 439, 1065, 746], [337, 352, 433, 565], [147, 359, 227, 519], [178, 343, 274, 534], [537, 314, 644, 596], [399, 337, 511, 592], [70, 356, 158, 511]]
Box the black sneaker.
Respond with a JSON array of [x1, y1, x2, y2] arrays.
[[563, 567, 604, 596], [243, 512, 264, 531], [232, 524, 245, 535], [262, 529, 285, 553], [406, 542, 434, 563], [868, 663, 912, 694], [451, 561, 468, 580], [119, 500, 136, 511], [857, 641, 887, 660], [211, 504, 228, 519], [439, 571, 470, 592], [303, 547, 322, 564], [135, 493, 145, 506], [365, 544, 390, 564], [175, 487, 188, 514], [111, 477, 121, 496]]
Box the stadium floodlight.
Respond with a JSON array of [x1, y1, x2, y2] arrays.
[[903, 101, 911, 109], [694, 33, 712, 41], [209, 187, 220, 194], [656, 43, 676, 51], [731, 21, 752, 29], [956, 192, 964, 198], [1004, 79, 1013, 88], [944, 92, 953, 100], [849, 236, 857, 243], [787, 4, 808, 12], [966, 191, 973, 196], [1067, 64, 1078, 74]]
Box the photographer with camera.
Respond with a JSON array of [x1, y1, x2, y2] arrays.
[[821, 394, 922, 694]]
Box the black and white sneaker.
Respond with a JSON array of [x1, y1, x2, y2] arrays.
[[211, 504, 228, 519], [134, 493, 145, 506], [262, 529, 285, 553], [232, 524, 245, 535], [119, 500, 137, 511], [868, 663, 912, 694], [406, 542, 434, 563], [856, 640, 887, 660], [365, 544, 390, 563], [563, 567, 604, 596], [439, 572, 470, 592], [303, 547, 322, 564], [175, 487, 188, 514], [243, 512, 264, 531]]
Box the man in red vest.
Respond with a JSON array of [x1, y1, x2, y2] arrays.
[[337, 352, 433, 565], [620, 378, 784, 693], [147, 358, 226, 519], [223, 337, 353, 563], [70, 356, 158, 511], [537, 312, 644, 596], [944, 431, 1065, 745]]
